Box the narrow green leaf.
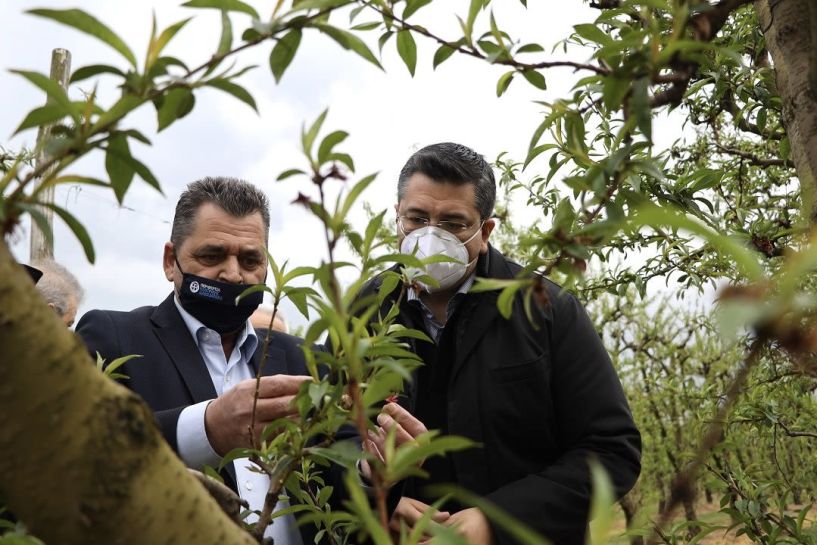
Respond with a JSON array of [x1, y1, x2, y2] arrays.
[[433, 43, 457, 69], [516, 43, 544, 54], [105, 133, 135, 202], [317, 130, 349, 164], [16, 203, 54, 250], [522, 69, 546, 90], [396, 30, 417, 76], [269, 29, 302, 83], [28, 9, 137, 67], [10, 70, 79, 124], [205, 78, 258, 112], [277, 168, 306, 181], [350, 22, 381, 31], [181, 0, 259, 19], [340, 173, 378, 218], [15, 104, 69, 134], [465, 0, 484, 42], [45, 202, 96, 263], [573, 23, 612, 45], [302, 109, 329, 157], [404, 0, 433, 19], [314, 23, 383, 69], [148, 17, 193, 68], [70, 64, 125, 84], [156, 87, 195, 131], [217, 10, 233, 56], [496, 71, 514, 97]]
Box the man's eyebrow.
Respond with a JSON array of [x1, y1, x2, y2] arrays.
[[193, 244, 227, 255], [403, 206, 430, 216]]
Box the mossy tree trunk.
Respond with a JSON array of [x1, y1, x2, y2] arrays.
[[756, 0, 817, 222], [0, 239, 256, 545]]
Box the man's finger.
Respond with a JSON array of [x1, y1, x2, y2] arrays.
[[255, 395, 298, 420], [382, 402, 427, 437], [377, 413, 416, 445], [257, 375, 311, 398]]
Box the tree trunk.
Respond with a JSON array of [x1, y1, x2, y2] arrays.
[[756, 0, 817, 222], [0, 239, 256, 545]]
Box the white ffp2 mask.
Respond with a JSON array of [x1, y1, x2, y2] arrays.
[[400, 225, 482, 292]]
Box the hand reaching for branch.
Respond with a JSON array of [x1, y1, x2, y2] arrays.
[[204, 374, 311, 455]]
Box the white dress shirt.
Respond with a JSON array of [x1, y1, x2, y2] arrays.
[[173, 297, 303, 545]]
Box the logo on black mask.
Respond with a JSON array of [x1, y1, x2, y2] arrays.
[[175, 257, 264, 334]]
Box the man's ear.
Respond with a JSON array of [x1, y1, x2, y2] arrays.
[[163, 242, 176, 282], [479, 218, 496, 254]]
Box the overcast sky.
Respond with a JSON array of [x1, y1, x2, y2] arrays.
[[3, 0, 613, 329]]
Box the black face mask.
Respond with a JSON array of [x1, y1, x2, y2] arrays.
[[175, 258, 264, 334]]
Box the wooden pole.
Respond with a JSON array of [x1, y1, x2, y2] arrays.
[[29, 48, 71, 262]]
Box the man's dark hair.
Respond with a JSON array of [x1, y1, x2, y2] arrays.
[[171, 176, 270, 247], [397, 142, 496, 219]]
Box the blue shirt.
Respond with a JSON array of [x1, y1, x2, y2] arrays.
[[406, 273, 475, 343]]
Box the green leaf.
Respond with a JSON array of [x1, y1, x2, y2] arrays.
[[521, 69, 546, 90], [15, 104, 69, 134], [464, 0, 484, 43], [340, 173, 378, 218], [102, 354, 142, 377], [105, 133, 135, 202], [573, 23, 611, 45], [630, 77, 651, 141], [205, 78, 258, 112], [602, 76, 629, 111], [588, 460, 616, 545], [156, 87, 195, 131], [269, 29, 303, 83], [45, 203, 96, 263], [217, 10, 233, 56], [314, 23, 383, 69], [10, 70, 80, 124], [302, 108, 329, 157], [148, 18, 193, 69], [516, 43, 544, 54], [780, 137, 791, 161], [181, 0, 259, 19], [70, 64, 125, 84], [105, 138, 163, 198], [396, 30, 417, 76], [28, 9, 137, 67], [317, 130, 349, 164], [403, 0, 433, 19], [496, 71, 514, 97], [433, 43, 457, 69], [277, 168, 306, 181]]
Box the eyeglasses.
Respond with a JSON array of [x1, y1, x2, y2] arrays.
[[397, 215, 479, 235]]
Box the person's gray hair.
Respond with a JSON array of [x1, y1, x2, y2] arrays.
[[31, 259, 83, 317], [170, 177, 271, 248], [397, 142, 496, 219]]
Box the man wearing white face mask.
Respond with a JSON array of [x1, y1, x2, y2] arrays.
[[361, 143, 641, 545]]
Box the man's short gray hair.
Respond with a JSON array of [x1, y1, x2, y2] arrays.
[[31, 259, 83, 317], [171, 177, 271, 248]]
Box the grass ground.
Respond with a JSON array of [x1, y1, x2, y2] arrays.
[[595, 501, 815, 545]]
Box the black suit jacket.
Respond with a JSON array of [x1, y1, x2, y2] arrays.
[[362, 246, 642, 545], [76, 293, 341, 542]]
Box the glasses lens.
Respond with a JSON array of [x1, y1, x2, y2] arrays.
[[438, 221, 468, 234]]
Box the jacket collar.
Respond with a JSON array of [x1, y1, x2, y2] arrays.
[[150, 292, 218, 404]]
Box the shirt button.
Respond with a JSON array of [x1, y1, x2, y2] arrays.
[[245, 481, 254, 491]]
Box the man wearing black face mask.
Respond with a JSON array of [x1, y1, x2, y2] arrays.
[[76, 177, 318, 544]]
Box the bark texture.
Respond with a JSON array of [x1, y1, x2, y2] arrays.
[[755, 0, 817, 222], [0, 239, 256, 545]]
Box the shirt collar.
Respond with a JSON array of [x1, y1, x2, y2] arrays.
[[173, 294, 258, 355], [407, 272, 476, 304]]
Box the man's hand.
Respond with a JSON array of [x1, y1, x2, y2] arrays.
[[368, 402, 428, 462], [204, 375, 311, 455], [389, 497, 450, 537], [445, 508, 494, 545]]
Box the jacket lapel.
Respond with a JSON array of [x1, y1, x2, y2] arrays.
[[150, 293, 218, 403], [249, 333, 288, 377]]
